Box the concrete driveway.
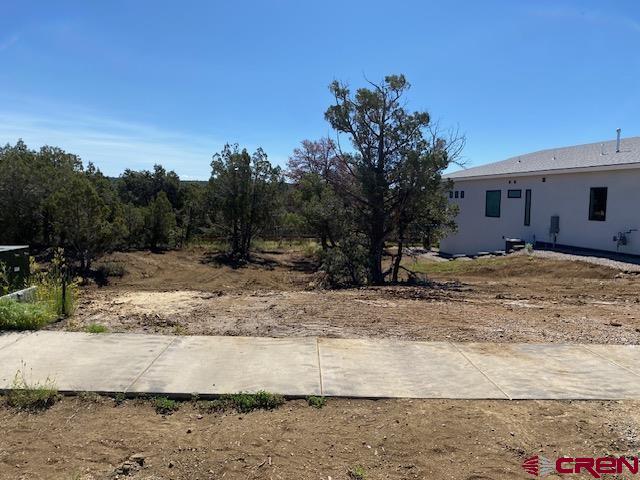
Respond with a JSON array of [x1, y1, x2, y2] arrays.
[[1, 331, 639, 399]]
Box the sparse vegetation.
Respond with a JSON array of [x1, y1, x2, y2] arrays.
[[153, 396, 179, 414], [348, 465, 366, 479], [306, 395, 326, 408], [85, 323, 108, 333], [0, 298, 56, 331], [197, 391, 285, 414], [6, 367, 59, 411]]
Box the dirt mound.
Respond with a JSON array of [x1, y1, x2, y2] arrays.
[[101, 248, 312, 292]]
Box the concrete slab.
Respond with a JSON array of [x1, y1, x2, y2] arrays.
[[128, 335, 321, 396], [0, 331, 174, 393], [0, 332, 28, 351], [584, 344, 640, 377], [318, 338, 508, 399], [457, 343, 640, 399]]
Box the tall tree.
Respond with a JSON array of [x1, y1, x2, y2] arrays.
[[146, 191, 177, 249], [48, 175, 124, 275], [209, 144, 283, 260], [325, 74, 462, 284], [287, 139, 344, 250]]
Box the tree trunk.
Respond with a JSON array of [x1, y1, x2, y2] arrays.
[[391, 226, 405, 283]]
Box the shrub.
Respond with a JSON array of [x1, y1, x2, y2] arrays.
[[6, 367, 59, 411], [31, 249, 77, 317], [525, 242, 534, 254], [85, 323, 108, 333], [197, 391, 285, 414], [94, 261, 127, 285], [0, 299, 56, 331], [154, 396, 179, 414], [320, 236, 368, 287], [306, 395, 326, 409]]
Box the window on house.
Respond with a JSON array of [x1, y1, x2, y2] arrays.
[[460, 191, 465, 199], [524, 189, 531, 226], [507, 189, 522, 198], [449, 191, 453, 199], [485, 190, 501, 217], [454, 191, 459, 198], [589, 187, 607, 221]]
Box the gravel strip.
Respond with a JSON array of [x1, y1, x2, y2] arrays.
[[527, 249, 640, 272]]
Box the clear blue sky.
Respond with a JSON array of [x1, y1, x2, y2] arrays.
[[1, 1, 638, 179]]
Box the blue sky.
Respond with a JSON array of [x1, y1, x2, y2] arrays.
[[0, 1, 639, 179]]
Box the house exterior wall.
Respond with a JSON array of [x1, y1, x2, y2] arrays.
[[440, 168, 640, 255]]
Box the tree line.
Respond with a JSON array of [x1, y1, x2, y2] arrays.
[[0, 74, 463, 285]]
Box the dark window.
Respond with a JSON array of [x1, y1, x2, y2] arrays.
[[507, 189, 522, 198], [449, 191, 453, 199], [485, 190, 501, 217], [524, 189, 531, 226], [460, 190, 465, 199], [542, 177, 546, 182], [454, 191, 459, 198], [589, 187, 607, 221]]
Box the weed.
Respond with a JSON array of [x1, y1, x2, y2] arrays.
[[525, 242, 534, 254], [113, 392, 126, 406], [196, 391, 285, 414], [173, 324, 187, 335], [154, 396, 179, 414], [306, 395, 326, 408], [33, 249, 77, 317], [85, 323, 108, 333], [232, 391, 284, 412], [6, 366, 59, 411], [0, 298, 56, 331], [348, 466, 366, 479], [77, 391, 102, 402]]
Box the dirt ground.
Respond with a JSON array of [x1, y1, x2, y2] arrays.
[[1, 396, 639, 480], [53, 247, 640, 344]]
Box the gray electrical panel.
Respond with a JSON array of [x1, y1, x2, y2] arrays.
[[549, 215, 560, 234]]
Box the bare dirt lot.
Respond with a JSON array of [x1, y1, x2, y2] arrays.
[[53, 246, 640, 344], [1, 396, 640, 480]]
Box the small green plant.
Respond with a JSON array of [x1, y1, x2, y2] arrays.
[[154, 396, 179, 414], [0, 298, 57, 331], [6, 366, 59, 411], [85, 323, 108, 333], [114, 392, 126, 406], [196, 391, 285, 414], [77, 391, 102, 402], [524, 242, 534, 254], [306, 395, 326, 409], [348, 466, 366, 480]]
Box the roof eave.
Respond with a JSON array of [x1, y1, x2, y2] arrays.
[[445, 162, 640, 182]]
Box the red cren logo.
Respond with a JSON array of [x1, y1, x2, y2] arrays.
[[522, 455, 640, 478], [522, 455, 554, 477]]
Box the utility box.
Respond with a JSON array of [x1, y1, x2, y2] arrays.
[[549, 215, 560, 234], [0, 245, 30, 290]]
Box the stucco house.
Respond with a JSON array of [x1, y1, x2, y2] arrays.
[[440, 131, 640, 256]]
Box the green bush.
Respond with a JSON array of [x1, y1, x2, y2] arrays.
[[320, 236, 369, 287], [306, 395, 326, 408], [196, 391, 285, 414], [6, 368, 59, 411], [154, 396, 179, 414], [0, 299, 56, 331], [85, 323, 108, 333]]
